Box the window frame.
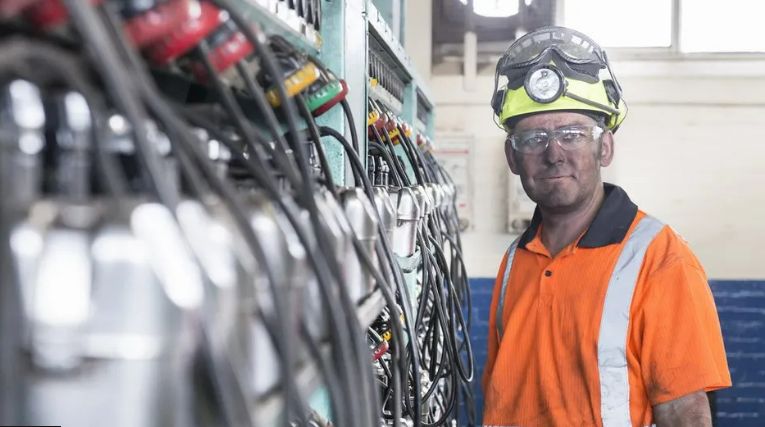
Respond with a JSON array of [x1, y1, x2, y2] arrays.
[[558, 0, 765, 60]]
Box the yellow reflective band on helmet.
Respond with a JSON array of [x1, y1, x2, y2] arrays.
[[499, 75, 626, 132]]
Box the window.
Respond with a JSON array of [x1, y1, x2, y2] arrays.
[[459, 0, 519, 18], [680, 0, 765, 53], [562, 0, 765, 53], [563, 0, 672, 48]]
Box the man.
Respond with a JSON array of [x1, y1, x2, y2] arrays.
[[482, 26, 731, 427]]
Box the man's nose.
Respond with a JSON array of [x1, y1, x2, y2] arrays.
[[543, 138, 565, 165]]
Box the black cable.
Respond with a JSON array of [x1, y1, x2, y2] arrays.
[[223, 20, 377, 427], [379, 127, 411, 187], [294, 94, 338, 195], [0, 38, 129, 202], [93, 8, 303, 425], [398, 125, 434, 184], [317, 126, 363, 186], [340, 98, 360, 153], [303, 123, 385, 427], [181, 112, 362, 427], [317, 122, 423, 427], [192, 44, 296, 190], [368, 140, 403, 188], [300, 321, 348, 427], [394, 125, 425, 186], [359, 241, 405, 427], [429, 234, 474, 384], [63, 0, 179, 208], [234, 61, 303, 189]]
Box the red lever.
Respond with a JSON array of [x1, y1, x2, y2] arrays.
[[191, 24, 254, 81], [26, 0, 103, 30], [123, 0, 191, 48], [146, 0, 223, 66], [372, 340, 389, 361]]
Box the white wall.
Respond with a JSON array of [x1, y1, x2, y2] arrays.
[[431, 61, 765, 279]]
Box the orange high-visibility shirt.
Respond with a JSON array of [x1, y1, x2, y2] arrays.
[[482, 184, 731, 427]]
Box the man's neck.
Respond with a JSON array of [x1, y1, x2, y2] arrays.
[[539, 183, 606, 258]]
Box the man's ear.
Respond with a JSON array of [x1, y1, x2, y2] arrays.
[[599, 130, 615, 167], [504, 138, 520, 175]]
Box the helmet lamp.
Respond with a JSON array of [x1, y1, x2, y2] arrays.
[[524, 65, 565, 104]]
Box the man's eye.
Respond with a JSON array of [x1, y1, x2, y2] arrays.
[[558, 131, 586, 143], [522, 136, 546, 147]]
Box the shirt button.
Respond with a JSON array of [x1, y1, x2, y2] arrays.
[[545, 270, 552, 277]]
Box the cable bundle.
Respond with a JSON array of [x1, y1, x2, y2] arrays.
[[365, 99, 475, 427], [0, 1, 472, 426]]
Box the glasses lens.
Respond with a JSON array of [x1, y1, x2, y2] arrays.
[[512, 130, 550, 154], [553, 126, 596, 150], [512, 126, 602, 154]]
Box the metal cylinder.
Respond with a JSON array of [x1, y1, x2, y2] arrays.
[[339, 187, 380, 301], [373, 187, 396, 245], [245, 191, 303, 396], [0, 80, 45, 209], [391, 187, 421, 257], [412, 185, 433, 218], [50, 91, 92, 200], [14, 201, 203, 427]]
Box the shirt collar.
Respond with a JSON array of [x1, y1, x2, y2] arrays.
[[517, 183, 638, 249]]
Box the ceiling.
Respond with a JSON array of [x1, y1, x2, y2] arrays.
[[431, 0, 557, 69]]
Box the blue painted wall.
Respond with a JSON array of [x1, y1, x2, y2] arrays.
[[464, 279, 765, 427]]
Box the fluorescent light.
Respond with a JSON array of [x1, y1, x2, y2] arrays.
[[460, 0, 519, 18]]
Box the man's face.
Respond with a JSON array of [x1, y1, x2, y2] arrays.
[[504, 112, 615, 213]]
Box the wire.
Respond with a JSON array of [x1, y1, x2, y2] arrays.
[[379, 127, 411, 187], [294, 94, 338, 195], [63, 0, 179, 208], [317, 122, 425, 427], [340, 98, 360, 153], [93, 6, 303, 425], [180, 111, 360, 427], [0, 37, 129, 202], [368, 140, 403, 188], [317, 127, 363, 187], [233, 62, 302, 186], [203, 15, 374, 426]]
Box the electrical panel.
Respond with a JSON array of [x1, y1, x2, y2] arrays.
[[507, 170, 536, 233], [0, 1, 475, 427], [433, 133, 474, 232]]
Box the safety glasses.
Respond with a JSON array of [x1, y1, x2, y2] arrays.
[[508, 125, 604, 155]]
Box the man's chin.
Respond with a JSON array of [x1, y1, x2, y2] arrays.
[[531, 190, 579, 211]]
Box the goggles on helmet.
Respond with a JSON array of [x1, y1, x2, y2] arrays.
[[500, 27, 606, 69], [491, 26, 627, 132]]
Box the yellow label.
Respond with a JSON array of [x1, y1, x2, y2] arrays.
[[388, 128, 400, 143], [265, 62, 321, 107], [382, 330, 392, 341], [367, 110, 380, 127]]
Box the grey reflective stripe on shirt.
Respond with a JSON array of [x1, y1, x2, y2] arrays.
[[496, 237, 520, 341], [598, 215, 665, 427]]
